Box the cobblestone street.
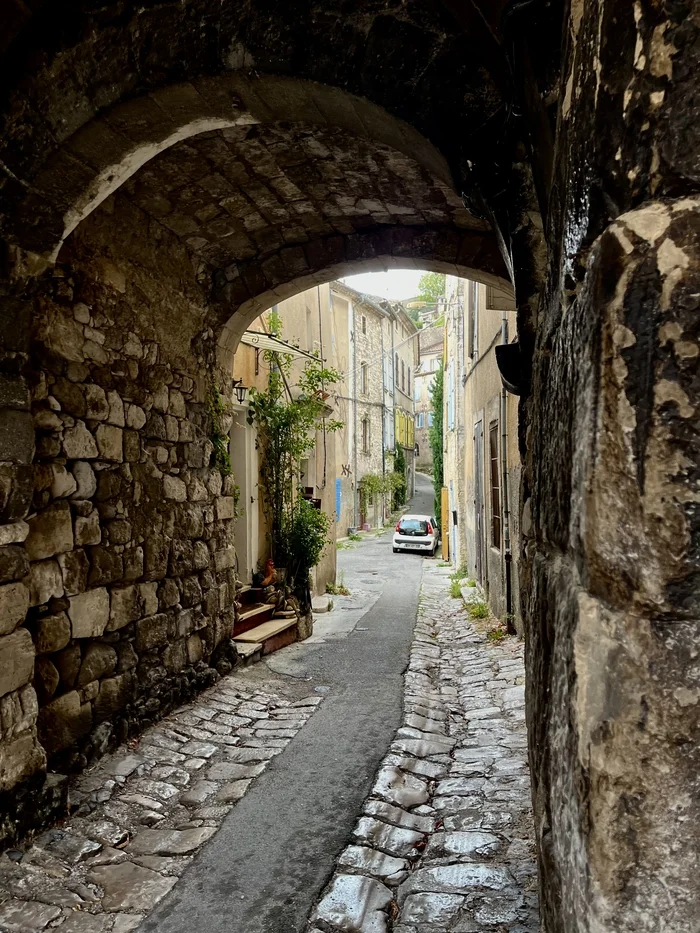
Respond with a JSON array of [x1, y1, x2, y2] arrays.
[[0, 670, 322, 932], [0, 546, 538, 933], [310, 562, 538, 933]]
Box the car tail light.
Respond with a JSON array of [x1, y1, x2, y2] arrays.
[[426, 521, 433, 534], [395, 522, 401, 532]]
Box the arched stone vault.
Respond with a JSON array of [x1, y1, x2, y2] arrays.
[[1, 2, 699, 931]]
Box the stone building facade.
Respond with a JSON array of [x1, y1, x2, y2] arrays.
[[330, 283, 399, 533], [442, 276, 521, 628], [414, 326, 443, 472]]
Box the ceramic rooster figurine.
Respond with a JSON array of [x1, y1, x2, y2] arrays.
[[261, 558, 277, 587]]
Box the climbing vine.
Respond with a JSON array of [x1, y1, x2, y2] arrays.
[[358, 472, 404, 516], [248, 349, 343, 587], [429, 362, 444, 522], [208, 386, 232, 477], [393, 443, 407, 509]]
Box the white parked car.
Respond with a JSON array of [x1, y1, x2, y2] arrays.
[[393, 514, 440, 556]]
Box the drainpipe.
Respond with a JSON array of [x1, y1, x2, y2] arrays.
[[380, 319, 386, 522], [500, 310, 514, 633], [352, 301, 358, 529], [317, 286, 327, 489]]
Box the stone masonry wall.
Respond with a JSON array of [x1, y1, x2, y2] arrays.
[[0, 195, 240, 843], [355, 301, 386, 527]]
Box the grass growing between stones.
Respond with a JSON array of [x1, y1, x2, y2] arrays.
[[468, 601, 489, 619], [449, 580, 463, 598], [326, 573, 350, 596]]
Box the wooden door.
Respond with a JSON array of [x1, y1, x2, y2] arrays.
[[473, 420, 485, 585]]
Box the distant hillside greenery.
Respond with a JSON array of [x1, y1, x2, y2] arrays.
[[417, 272, 446, 304]]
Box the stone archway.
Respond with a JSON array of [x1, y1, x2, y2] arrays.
[[0, 1, 699, 930], [0, 74, 512, 847]]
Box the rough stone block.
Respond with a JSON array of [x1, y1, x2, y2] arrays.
[[34, 655, 60, 702], [95, 424, 123, 462], [163, 639, 187, 672], [77, 643, 118, 686], [144, 535, 169, 580], [49, 464, 77, 499], [214, 547, 235, 571], [135, 613, 172, 652], [0, 731, 46, 793], [163, 476, 187, 501], [107, 391, 125, 426], [85, 384, 110, 421], [123, 546, 144, 581], [58, 548, 89, 596], [68, 588, 110, 638], [25, 502, 74, 561], [126, 404, 146, 429], [29, 559, 64, 606], [55, 644, 82, 689], [215, 496, 236, 521], [75, 509, 101, 546], [0, 521, 29, 547], [94, 672, 134, 722], [35, 612, 71, 654], [87, 860, 175, 912], [186, 633, 203, 663], [108, 584, 140, 631], [87, 545, 123, 586], [71, 461, 97, 499], [38, 690, 93, 755], [193, 540, 210, 570], [0, 628, 35, 698], [139, 582, 159, 617], [0, 581, 29, 634], [169, 539, 193, 576], [123, 429, 141, 461], [63, 422, 98, 459]]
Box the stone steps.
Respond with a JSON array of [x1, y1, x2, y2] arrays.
[[234, 617, 298, 656], [235, 602, 275, 636]]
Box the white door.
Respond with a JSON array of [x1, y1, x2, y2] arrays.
[[229, 407, 258, 583]]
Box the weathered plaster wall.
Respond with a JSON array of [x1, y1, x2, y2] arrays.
[[0, 195, 240, 843]]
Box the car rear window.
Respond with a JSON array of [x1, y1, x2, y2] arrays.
[[399, 519, 429, 534]]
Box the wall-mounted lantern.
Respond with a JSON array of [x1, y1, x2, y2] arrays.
[[232, 378, 248, 405]]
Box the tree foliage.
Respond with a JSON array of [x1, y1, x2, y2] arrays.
[[393, 443, 407, 509], [417, 272, 446, 305], [248, 350, 343, 587], [429, 363, 444, 522]]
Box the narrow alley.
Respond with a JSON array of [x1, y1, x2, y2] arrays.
[[0, 475, 536, 933], [1, 3, 698, 928]]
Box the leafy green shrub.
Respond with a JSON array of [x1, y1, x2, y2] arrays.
[[285, 498, 332, 588]]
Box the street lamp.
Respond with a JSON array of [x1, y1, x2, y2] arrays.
[[232, 378, 248, 405]]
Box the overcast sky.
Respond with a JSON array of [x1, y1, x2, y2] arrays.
[[341, 269, 425, 300]]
